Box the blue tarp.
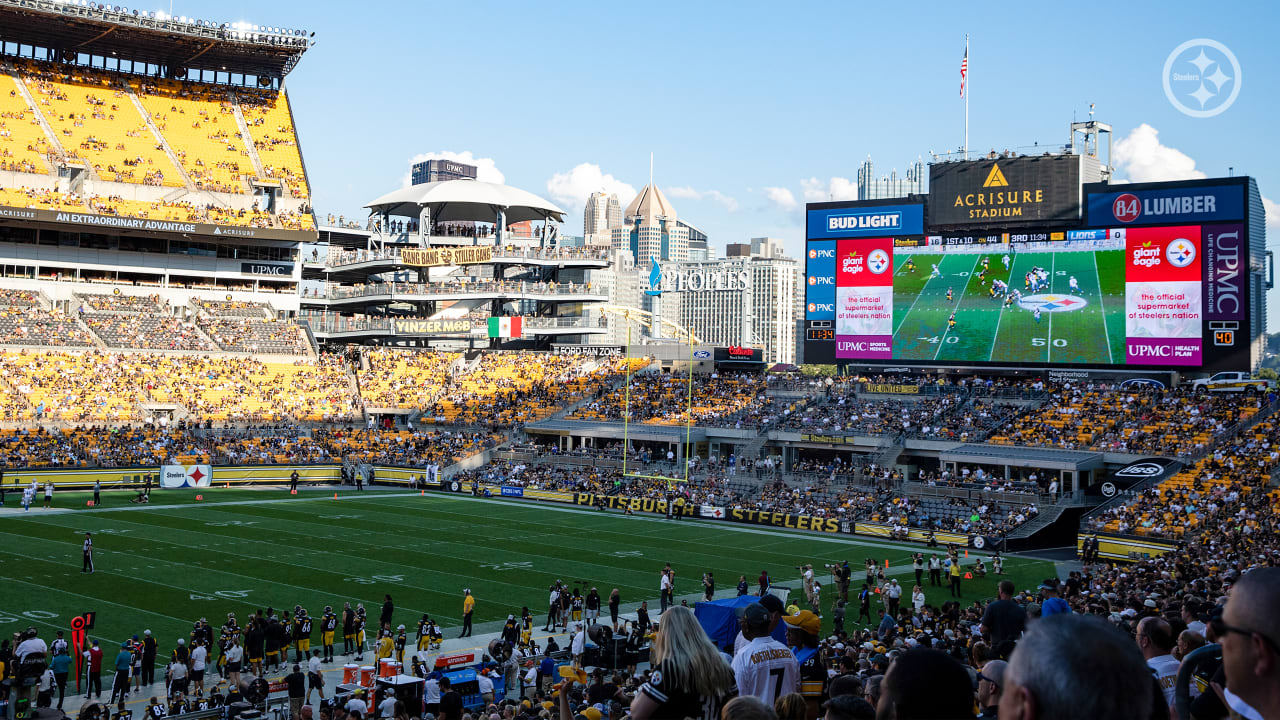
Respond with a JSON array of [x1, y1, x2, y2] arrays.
[[694, 596, 788, 652]]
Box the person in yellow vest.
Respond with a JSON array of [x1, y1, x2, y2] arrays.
[[460, 589, 475, 637], [375, 630, 394, 662]]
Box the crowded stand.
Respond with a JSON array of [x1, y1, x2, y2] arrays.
[[569, 371, 768, 425], [131, 78, 252, 194], [991, 384, 1266, 456], [197, 318, 309, 354], [236, 89, 311, 202], [193, 298, 273, 319], [82, 313, 212, 351], [0, 305, 94, 347]]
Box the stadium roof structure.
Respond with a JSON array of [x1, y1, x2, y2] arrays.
[[0, 0, 310, 80], [365, 180, 566, 224], [939, 443, 1104, 472]]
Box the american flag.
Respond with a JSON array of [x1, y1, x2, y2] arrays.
[[960, 45, 968, 97]]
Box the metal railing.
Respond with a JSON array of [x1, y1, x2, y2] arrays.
[[322, 281, 605, 301], [324, 245, 612, 270], [307, 314, 606, 334]]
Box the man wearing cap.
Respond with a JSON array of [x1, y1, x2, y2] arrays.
[[731, 602, 797, 707], [460, 589, 474, 638], [734, 594, 784, 657], [977, 659, 1006, 718], [344, 688, 368, 717], [109, 641, 132, 703], [1039, 580, 1070, 617], [783, 610, 825, 716]]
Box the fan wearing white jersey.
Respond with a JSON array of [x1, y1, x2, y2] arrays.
[[731, 602, 797, 707]]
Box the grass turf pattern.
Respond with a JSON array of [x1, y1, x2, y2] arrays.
[[0, 489, 1052, 671]]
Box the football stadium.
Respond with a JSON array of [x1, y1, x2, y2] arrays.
[[0, 4, 1275, 720]]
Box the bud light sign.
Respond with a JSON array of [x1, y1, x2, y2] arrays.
[[807, 204, 923, 239]]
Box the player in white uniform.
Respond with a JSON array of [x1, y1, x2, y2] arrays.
[[1002, 254, 1011, 269], [930, 264, 941, 279], [731, 603, 797, 707], [1069, 276, 1079, 292]]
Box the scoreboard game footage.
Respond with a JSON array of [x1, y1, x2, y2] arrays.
[[804, 172, 1261, 372]]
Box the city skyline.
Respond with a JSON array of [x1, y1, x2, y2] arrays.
[[155, 0, 1277, 324]]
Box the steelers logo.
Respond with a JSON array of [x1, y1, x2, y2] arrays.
[[867, 249, 890, 274], [1165, 238, 1196, 268]]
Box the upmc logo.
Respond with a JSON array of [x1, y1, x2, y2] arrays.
[[1113, 193, 1141, 223]]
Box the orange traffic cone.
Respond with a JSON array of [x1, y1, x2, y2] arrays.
[[333, 492, 338, 499], [87, 500, 94, 507], [196, 494, 203, 501], [964, 572, 973, 580], [290, 489, 297, 495], [965, 550, 969, 558]]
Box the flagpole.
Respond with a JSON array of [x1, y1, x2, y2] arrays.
[[964, 34, 969, 161]]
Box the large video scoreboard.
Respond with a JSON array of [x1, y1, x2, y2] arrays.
[[803, 175, 1264, 372]]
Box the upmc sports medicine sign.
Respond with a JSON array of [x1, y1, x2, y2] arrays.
[[928, 156, 1081, 226], [1088, 184, 1243, 226]]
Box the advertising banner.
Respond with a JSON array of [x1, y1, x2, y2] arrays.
[[835, 237, 894, 359], [392, 319, 473, 335], [725, 508, 842, 533], [1202, 224, 1248, 370], [1087, 184, 1243, 226], [699, 505, 726, 519], [161, 464, 212, 488], [807, 204, 924, 239], [522, 489, 576, 503], [574, 493, 694, 516], [0, 205, 316, 241], [1124, 226, 1203, 365], [805, 241, 836, 320], [1087, 457, 1182, 498], [928, 156, 1081, 226], [500, 486, 525, 498], [400, 246, 493, 267], [550, 345, 626, 357]]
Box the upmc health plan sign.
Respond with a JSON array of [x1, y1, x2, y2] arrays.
[[834, 238, 895, 359]]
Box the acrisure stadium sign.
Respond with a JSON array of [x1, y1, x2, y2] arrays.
[[928, 155, 1082, 227]]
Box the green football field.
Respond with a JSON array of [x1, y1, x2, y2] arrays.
[[892, 249, 1127, 364], [0, 488, 1052, 671]]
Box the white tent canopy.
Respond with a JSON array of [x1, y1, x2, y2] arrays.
[[364, 180, 566, 224]]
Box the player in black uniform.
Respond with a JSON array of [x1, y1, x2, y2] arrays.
[[415, 614, 431, 653], [354, 605, 367, 661], [341, 602, 355, 656], [264, 616, 281, 672], [393, 625, 407, 665], [245, 618, 265, 678], [145, 697, 167, 720], [294, 609, 312, 664], [217, 615, 238, 679], [320, 606, 337, 663]]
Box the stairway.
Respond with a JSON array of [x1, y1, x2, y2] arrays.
[[5, 65, 68, 168], [229, 92, 268, 180], [125, 86, 196, 189], [738, 434, 768, 463], [1005, 502, 1067, 539]]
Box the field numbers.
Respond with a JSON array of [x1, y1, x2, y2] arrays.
[[0, 610, 55, 623], [205, 520, 257, 527], [343, 577, 374, 585], [918, 336, 958, 345], [1031, 338, 1068, 347], [610, 551, 643, 558], [478, 561, 533, 572], [319, 514, 361, 520], [189, 590, 252, 601], [372, 574, 404, 583], [73, 529, 130, 535]]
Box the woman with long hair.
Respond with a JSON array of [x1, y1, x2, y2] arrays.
[[608, 588, 621, 631], [628, 606, 736, 720]]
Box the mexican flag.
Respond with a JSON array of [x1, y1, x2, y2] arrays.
[[487, 317, 523, 338]]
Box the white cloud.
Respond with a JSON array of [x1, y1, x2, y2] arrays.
[[401, 151, 505, 187], [763, 186, 798, 211], [545, 164, 638, 229], [1112, 124, 1206, 183], [665, 186, 740, 212], [1265, 196, 1280, 239], [800, 177, 858, 203]]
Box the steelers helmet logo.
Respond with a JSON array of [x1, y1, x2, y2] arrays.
[[1165, 238, 1196, 268], [867, 249, 890, 274], [649, 670, 662, 685]]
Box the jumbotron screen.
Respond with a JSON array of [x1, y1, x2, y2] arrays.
[[803, 194, 1250, 370]]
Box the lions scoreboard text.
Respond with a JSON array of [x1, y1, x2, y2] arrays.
[[803, 177, 1263, 372]]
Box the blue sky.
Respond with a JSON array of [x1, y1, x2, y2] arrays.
[[174, 0, 1277, 313]]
